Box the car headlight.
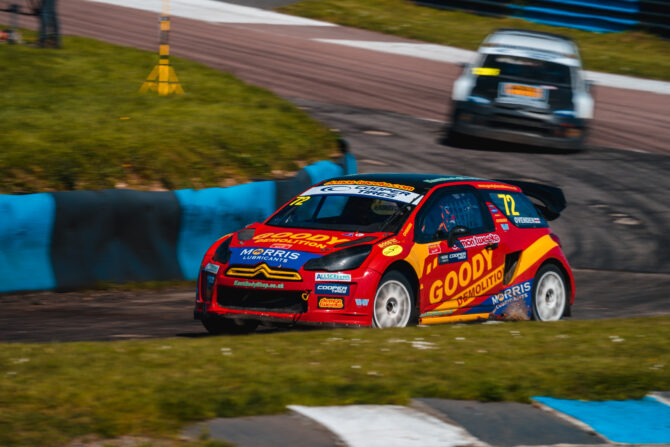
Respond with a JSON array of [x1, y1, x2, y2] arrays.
[[212, 237, 232, 264], [303, 244, 373, 272]]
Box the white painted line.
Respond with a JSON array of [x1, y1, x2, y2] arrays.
[[86, 0, 336, 26], [315, 39, 670, 95], [584, 70, 670, 95], [649, 392, 670, 407], [288, 404, 485, 447], [315, 39, 478, 65]]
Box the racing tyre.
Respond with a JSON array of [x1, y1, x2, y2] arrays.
[[372, 271, 417, 328], [202, 316, 259, 335], [531, 264, 567, 321]]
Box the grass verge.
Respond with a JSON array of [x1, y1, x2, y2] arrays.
[[279, 0, 670, 81], [1, 317, 668, 447], [0, 33, 338, 193]]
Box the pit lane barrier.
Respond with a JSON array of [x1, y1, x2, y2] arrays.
[[0, 146, 356, 293], [414, 0, 670, 35]]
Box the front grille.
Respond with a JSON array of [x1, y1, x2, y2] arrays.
[[225, 263, 302, 281], [216, 285, 307, 314]]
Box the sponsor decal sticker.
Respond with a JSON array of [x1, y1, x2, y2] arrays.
[[253, 231, 350, 250], [513, 216, 541, 224], [501, 223, 509, 231], [476, 183, 519, 191], [459, 233, 500, 248], [472, 67, 500, 76], [271, 243, 293, 249], [301, 185, 422, 204], [378, 238, 399, 249], [315, 272, 351, 282], [424, 176, 475, 183], [428, 243, 441, 254], [402, 223, 413, 237], [488, 205, 500, 214], [324, 180, 415, 191], [233, 280, 284, 289], [315, 283, 350, 296], [429, 248, 500, 304], [204, 263, 219, 274], [382, 245, 403, 257], [230, 247, 319, 269], [318, 297, 344, 309], [491, 280, 533, 313], [355, 298, 369, 307], [438, 250, 467, 265]]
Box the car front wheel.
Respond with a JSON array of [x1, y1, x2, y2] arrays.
[[532, 264, 567, 321], [372, 271, 416, 328]]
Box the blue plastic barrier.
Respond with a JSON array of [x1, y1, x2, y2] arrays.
[[0, 193, 57, 293], [0, 154, 357, 293], [416, 0, 645, 33], [175, 181, 278, 280], [175, 153, 357, 280]]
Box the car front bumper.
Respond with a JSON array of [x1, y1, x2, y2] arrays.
[[194, 266, 382, 327]]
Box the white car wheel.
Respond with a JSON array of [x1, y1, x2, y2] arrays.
[[532, 265, 567, 322], [372, 272, 414, 328]]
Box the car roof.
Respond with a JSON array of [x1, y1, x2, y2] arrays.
[[480, 28, 581, 67], [318, 173, 519, 195]]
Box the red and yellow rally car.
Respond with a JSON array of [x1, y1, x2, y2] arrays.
[[194, 174, 574, 333]]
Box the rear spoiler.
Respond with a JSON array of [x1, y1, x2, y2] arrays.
[[495, 180, 566, 221]]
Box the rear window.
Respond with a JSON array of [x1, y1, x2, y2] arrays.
[[481, 55, 571, 86], [488, 192, 547, 229]]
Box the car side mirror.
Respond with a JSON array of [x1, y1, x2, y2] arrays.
[[447, 226, 469, 247]]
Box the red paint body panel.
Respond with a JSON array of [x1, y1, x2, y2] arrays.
[[195, 175, 575, 328]]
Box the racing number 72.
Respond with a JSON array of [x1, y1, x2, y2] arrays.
[[290, 196, 311, 206], [497, 194, 520, 216]]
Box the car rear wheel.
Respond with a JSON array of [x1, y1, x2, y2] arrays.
[[202, 316, 259, 335], [372, 271, 416, 328], [532, 265, 567, 321]]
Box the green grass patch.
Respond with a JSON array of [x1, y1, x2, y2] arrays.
[[1, 317, 669, 446], [279, 0, 670, 81], [0, 33, 338, 193]]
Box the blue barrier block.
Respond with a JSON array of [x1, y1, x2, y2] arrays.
[[175, 181, 277, 280], [533, 396, 670, 444], [0, 193, 56, 293], [342, 152, 358, 176], [509, 3, 637, 32], [175, 158, 356, 280], [533, 0, 639, 14]]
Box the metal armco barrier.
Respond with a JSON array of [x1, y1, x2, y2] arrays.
[[0, 153, 357, 293], [415, 0, 670, 35]]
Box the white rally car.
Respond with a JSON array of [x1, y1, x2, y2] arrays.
[[450, 29, 594, 150]]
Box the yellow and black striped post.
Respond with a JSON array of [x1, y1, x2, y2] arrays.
[[140, 0, 184, 95]]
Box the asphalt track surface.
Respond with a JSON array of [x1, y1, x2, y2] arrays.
[[1, 1, 669, 342]]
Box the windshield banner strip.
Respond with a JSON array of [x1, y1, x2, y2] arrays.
[[301, 185, 423, 204]]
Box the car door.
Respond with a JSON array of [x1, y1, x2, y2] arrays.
[[414, 186, 506, 318]]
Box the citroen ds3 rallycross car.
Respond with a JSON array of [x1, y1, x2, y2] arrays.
[[194, 174, 574, 333], [450, 29, 594, 149]]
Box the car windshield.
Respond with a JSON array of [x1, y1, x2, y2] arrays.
[[481, 55, 571, 86], [266, 194, 416, 233]]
